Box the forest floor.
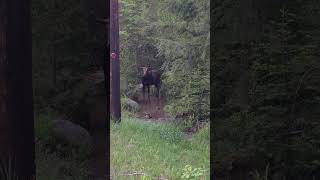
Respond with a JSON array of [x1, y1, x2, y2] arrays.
[[135, 94, 207, 136], [136, 95, 171, 121], [110, 92, 210, 179]]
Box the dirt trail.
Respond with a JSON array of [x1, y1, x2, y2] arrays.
[[135, 94, 206, 137], [136, 95, 171, 121]]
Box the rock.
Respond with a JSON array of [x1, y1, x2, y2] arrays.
[[52, 119, 92, 147], [126, 84, 142, 101], [144, 113, 152, 119], [125, 98, 141, 112], [137, 83, 143, 89]]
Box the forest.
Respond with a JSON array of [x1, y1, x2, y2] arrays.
[[1, 0, 319, 179], [213, 0, 320, 179], [111, 0, 210, 179], [31, 0, 210, 179]]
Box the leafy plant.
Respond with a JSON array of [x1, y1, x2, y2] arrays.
[[180, 165, 205, 179], [140, 174, 152, 180]]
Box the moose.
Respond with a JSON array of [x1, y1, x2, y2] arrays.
[[140, 65, 161, 103]]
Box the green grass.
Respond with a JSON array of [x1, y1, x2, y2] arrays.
[[111, 115, 210, 179], [34, 110, 209, 179]]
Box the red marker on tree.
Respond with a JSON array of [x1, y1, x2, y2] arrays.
[[111, 0, 121, 122], [111, 52, 117, 60]]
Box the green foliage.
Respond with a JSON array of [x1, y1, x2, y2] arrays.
[[180, 165, 205, 179], [140, 174, 152, 180], [34, 111, 56, 146], [32, 0, 105, 114], [164, 65, 210, 120], [213, 1, 320, 179], [35, 113, 90, 179], [119, 0, 210, 124]]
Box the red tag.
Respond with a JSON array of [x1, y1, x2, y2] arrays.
[[111, 52, 117, 60]]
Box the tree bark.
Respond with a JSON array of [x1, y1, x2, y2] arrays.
[[87, 0, 109, 179], [0, 0, 35, 179], [0, 0, 10, 159], [110, 0, 121, 122]]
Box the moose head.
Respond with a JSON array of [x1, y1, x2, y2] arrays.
[[140, 65, 152, 76]]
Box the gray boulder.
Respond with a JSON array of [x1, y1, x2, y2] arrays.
[[52, 119, 92, 147], [126, 84, 142, 101], [125, 98, 141, 112]]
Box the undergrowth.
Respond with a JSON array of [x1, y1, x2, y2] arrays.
[[35, 111, 90, 180], [110, 113, 210, 179]]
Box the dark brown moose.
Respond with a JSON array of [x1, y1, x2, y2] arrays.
[[140, 65, 161, 103]]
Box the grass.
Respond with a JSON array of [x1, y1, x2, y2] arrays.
[[110, 114, 210, 179], [34, 110, 209, 179]]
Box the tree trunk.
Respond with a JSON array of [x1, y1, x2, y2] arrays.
[[0, 0, 10, 159], [89, 98, 108, 179], [110, 0, 121, 122], [0, 0, 35, 179], [87, 0, 109, 179]]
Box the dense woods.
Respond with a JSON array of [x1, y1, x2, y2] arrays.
[[119, 0, 210, 123], [30, 0, 210, 178], [213, 0, 320, 179], [5, 0, 320, 179], [31, 0, 108, 179], [112, 0, 210, 179], [32, 0, 107, 120]]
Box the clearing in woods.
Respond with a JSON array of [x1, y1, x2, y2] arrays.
[[133, 90, 206, 135], [136, 95, 170, 121]]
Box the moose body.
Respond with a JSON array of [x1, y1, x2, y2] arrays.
[[141, 66, 161, 103]]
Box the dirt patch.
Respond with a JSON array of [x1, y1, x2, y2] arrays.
[[136, 94, 172, 121], [183, 121, 208, 136], [134, 94, 208, 136]]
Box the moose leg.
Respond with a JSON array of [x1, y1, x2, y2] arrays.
[[157, 85, 160, 99], [155, 84, 160, 105], [142, 85, 146, 102], [155, 85, 160, 99], [147, 86, 151, 103]]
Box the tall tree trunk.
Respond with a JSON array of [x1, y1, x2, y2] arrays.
[[87, 0, 109, 179], [0, 0, 35, 179], [0, 0, 10, 159], [89, 98, 108, 179], [110, 0, 121, 122]]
